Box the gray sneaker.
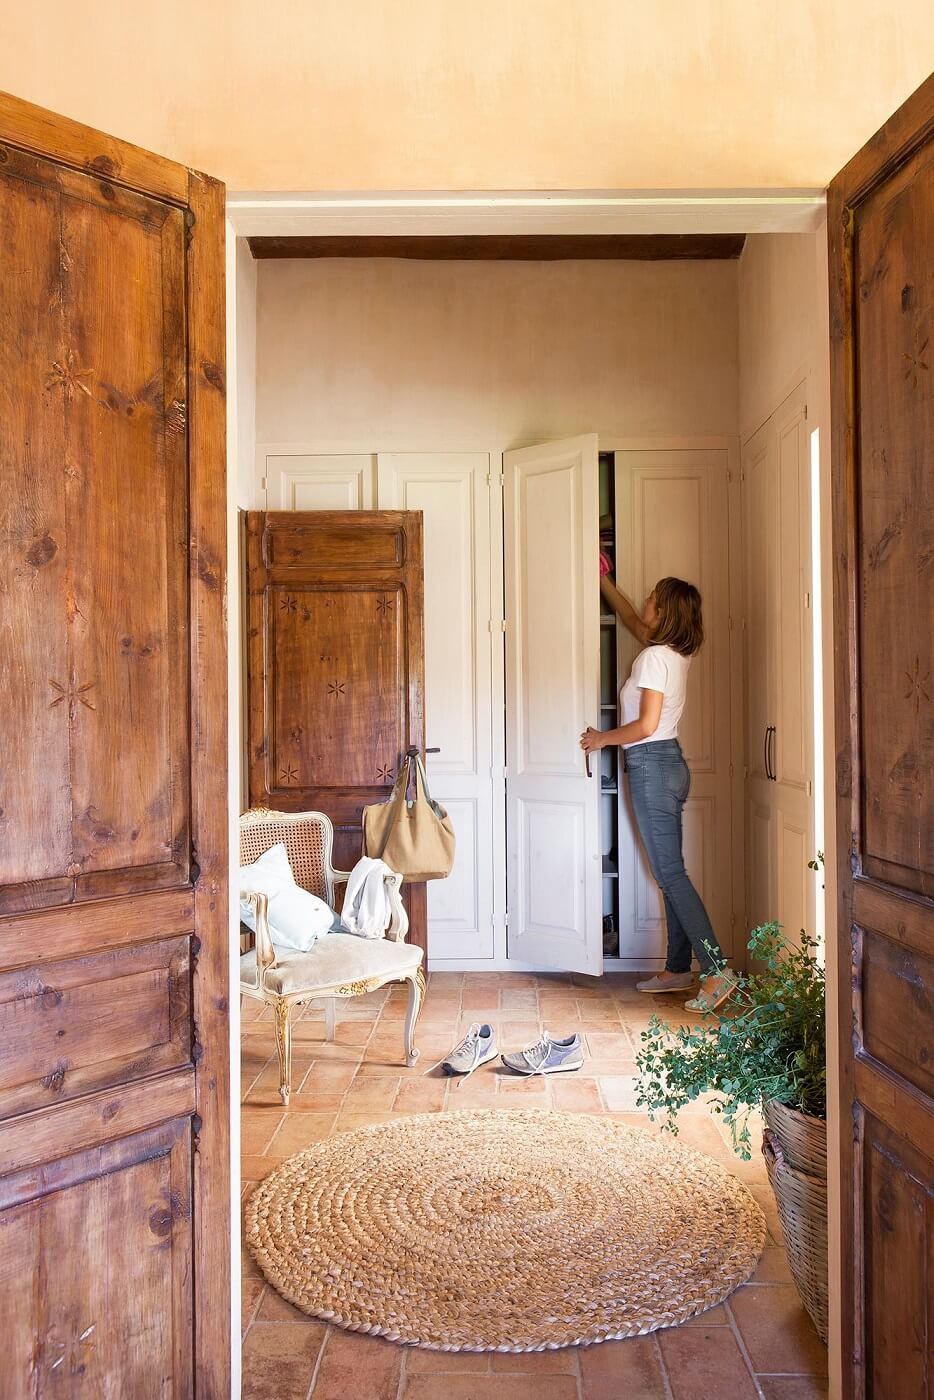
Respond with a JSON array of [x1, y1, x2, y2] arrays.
[[439, 1022, 498, 1078], [501, 1031, 583, 1076]]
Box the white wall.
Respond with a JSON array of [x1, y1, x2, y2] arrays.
[[253, 257, 739, 472], [737, 223, 838, 1397]]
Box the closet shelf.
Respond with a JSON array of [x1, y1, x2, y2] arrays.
[[600, 703, 617, 712], [601, 784, 618, 795], [602, 857, 619, 878], [600, 615, 616, 628]]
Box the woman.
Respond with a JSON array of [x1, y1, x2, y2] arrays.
[[580, 566, 736, 1013]]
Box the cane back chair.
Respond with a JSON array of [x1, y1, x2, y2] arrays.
[[239, 808, 425, 1103]]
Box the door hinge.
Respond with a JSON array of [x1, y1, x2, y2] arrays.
[[260, 476, 267, 491], [804, 403, 809, 420], [806, 779, 813, 797], [804, 591, 811, 609], [729, 762, 734, 778], [504, 911, 509, 928], [728, 615, 733, 631]]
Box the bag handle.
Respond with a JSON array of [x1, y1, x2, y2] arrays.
[[369, 754, 413, 861]]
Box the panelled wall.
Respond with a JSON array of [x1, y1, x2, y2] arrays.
[[250, 256, 744, 968]]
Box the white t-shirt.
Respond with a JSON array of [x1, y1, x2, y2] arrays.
[[619, 644, 691, 747]]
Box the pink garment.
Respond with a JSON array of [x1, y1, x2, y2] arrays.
[[599, 551, 613, 578]]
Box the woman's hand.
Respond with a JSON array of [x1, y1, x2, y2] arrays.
[[579, 727, 605, 754]]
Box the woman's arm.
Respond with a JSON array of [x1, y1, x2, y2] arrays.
[[601, 574, 651, 645], [580, 688, 663, 753]]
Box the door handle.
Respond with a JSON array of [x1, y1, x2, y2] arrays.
[[585, 752, 592, 778], [763, 725, 777, 781]]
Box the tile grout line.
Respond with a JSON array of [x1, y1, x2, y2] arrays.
[[651, 1331, 677, 1400], [724, 1299, 768, 1400], [304, 1323, 330, 1400]]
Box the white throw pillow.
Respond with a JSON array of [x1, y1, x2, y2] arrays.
[[239, 842, 335, 952]]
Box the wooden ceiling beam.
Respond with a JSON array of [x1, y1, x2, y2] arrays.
[[246, 233, 746, 261]]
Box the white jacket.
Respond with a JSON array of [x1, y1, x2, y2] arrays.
[[341, 856, 395, 939]]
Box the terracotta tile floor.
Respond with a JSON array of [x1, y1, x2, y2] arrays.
[[241, 971, 828, 1399]]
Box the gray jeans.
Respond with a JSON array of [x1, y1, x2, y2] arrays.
[[623, 738, 723, 974]]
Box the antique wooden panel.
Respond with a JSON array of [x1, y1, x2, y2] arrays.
[[0, 1118, 193, 1399], [0, 145, 189, 912], [829, 72, 934, 1399], [0, 937, 190, 1117], [246, 510, 427, 954], [0, 92, 228, 1395]]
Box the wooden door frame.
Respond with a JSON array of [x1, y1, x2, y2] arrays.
[[0, 90, 230, 1395], [828, 73, 934, 1399]]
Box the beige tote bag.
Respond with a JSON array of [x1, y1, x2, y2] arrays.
[[363, 753, 455, 881]]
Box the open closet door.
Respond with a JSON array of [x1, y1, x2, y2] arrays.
[[504, 435, 602, 974], [829, 73, 933, 1400]]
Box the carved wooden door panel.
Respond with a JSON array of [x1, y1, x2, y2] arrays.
[[246, 511, 427, 955], [828, 73, 933, 1399], [0, 92, 228, 1395]]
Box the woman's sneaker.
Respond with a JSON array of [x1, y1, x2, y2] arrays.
[[636, 972, 695, 993], [501, 1031, 583, 1076], [438, 1023, 498, 1079]]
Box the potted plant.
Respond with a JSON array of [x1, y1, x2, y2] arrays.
[[634, 917, 828, 1342]]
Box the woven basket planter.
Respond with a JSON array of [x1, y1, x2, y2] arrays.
[[762, 1099, 828, 1344]]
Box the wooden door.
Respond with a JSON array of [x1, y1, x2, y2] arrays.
[[828, 73, 933, 1399], [503, 435, 603, 975], [613, 446, 737, 963], [0, 92, 228, 1396], [377, 454, 498, 963], [245, 510, 427, 955], [743, 384, 814, 940]]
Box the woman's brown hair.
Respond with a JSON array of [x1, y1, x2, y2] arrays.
[[651, 576, 704, 656]]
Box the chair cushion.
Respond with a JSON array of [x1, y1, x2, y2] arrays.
[[239, 842, 337, 951], [240, 932, 422, 996]]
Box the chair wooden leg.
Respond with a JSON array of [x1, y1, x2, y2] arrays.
[[273, 999, 293, 1106], [324, 998, 337, 1042], [404, 967, 427, 1068]]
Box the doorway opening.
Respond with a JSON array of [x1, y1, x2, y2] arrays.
[[228, 200, 834, 1397]]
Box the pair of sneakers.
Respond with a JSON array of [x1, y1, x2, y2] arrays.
[[439, 1024, 584, 1080]]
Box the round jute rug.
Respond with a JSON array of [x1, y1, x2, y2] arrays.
[[245, 1108, 765, 1353]]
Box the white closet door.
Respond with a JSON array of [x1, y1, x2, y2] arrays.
[[614, 448, 736, 962], [262, 451, 377, 509], [742, 383, 813, 941], [377, 453, 496, 961], [504, 435, 603, 975]]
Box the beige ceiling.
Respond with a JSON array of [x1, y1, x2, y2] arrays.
[[2, 2, 932, 193]]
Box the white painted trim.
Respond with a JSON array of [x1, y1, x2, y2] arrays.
[[227, 189, 825, 239], [433, 957, 662, 974]]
